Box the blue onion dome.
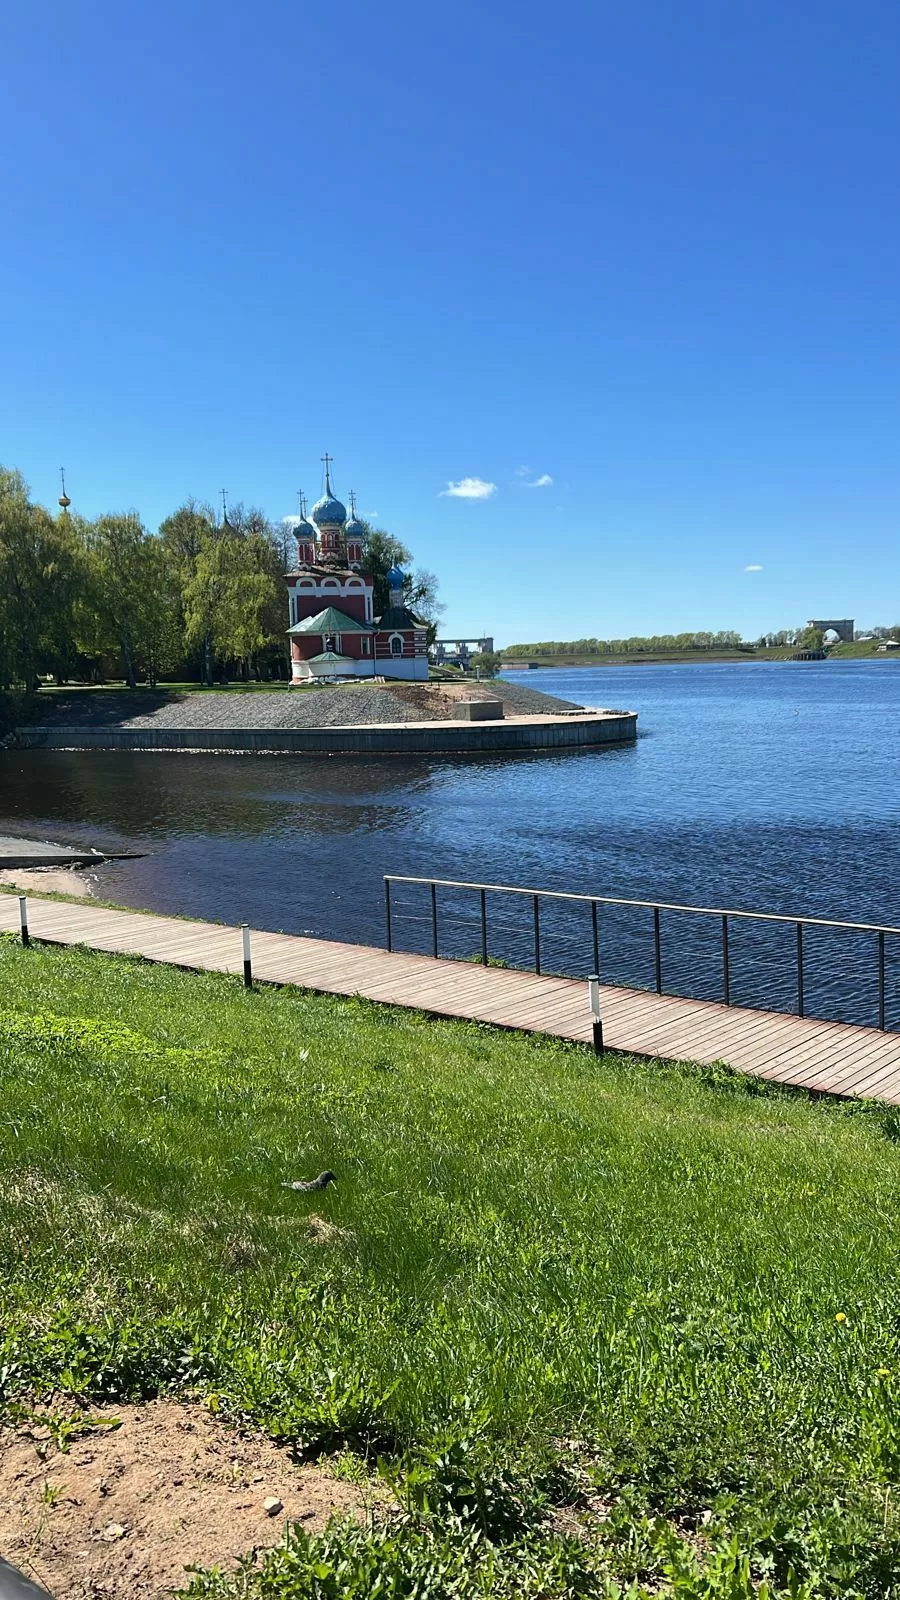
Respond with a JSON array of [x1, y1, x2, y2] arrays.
[[386, 564, 406, 590], [345, 490, 364, 541], [311, 491, 346, 526], [294, 515, 317, 544]]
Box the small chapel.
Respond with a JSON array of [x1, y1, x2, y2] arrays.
[[285, 456, 429, 683]]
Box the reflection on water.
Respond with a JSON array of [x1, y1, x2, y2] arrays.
[[2, 661, 900, 1026]]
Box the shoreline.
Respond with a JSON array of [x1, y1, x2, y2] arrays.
[[12, 708, 638, 757], [0, 866, 95, 898], [502, 652, 899, 669]]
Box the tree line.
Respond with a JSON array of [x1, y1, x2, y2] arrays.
[[504, 631, 751, 656], [0, 468, 441, 693], [504, 627, 898, 657]]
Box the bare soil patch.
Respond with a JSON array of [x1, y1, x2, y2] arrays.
[[0, 869, 95, 899], [0, 1400, 366, 1599]]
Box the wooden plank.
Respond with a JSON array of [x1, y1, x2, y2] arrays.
[[721, 1017, 850, 1073], [788, 1032, 900, 1090], [613, 1008, 794, 1061], [837, 1049, 900, 1100], [747, 1024, 891, 1084], [612, 1004, 781, 1055], [6, 894, 900, 1104]]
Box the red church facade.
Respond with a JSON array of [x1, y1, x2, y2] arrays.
[[285, 465, 428, 682]]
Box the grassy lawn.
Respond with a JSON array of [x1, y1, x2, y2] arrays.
[[3, 939, 900, 1596]]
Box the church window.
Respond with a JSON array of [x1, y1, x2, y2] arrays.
[[362, 637, 370, 654], [390, 634, 403, 656]]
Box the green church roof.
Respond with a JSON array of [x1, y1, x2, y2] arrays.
[[287, 605, 374, 636]]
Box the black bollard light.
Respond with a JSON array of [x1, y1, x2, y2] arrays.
[[588, 973, 603, 1056], [18, 895, 29, 949], [241, 922, 252, 988]]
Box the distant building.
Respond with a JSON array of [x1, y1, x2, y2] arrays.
[[877, 639, 900, 652], [431, 636, 494, 669], [806, 617, 854, 643], [284, 459, 429, 683]]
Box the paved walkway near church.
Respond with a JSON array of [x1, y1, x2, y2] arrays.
[[4, 894, 900, 1105]]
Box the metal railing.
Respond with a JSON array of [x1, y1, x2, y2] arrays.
[[384, 875, 900, 1030]]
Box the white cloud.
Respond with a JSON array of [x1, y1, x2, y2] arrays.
[[744, 563, 764, 572], [440, 477, 497, 500], [515, 465, 531, 477], [526, 473, 553, 488], [282, 515, 303, 527]]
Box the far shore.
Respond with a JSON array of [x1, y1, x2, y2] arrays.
[[502, 649, 897, 669]]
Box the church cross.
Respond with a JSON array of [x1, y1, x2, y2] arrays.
[[321, 451, 334, 492]]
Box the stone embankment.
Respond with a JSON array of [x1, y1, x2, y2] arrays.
[[26, 680, 584, 730], [13, 681, 637, 755]]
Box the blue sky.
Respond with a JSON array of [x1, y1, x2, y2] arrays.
[[4, 0, 900, 644]]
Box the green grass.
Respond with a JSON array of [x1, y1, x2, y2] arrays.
[[3, 939, 900, 1596]]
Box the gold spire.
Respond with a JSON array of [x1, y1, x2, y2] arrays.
[[58, 467, 71, 511]]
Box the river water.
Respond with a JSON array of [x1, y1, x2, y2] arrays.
[[2, 661, 899, 1026]]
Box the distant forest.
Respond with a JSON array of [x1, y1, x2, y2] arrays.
[[505, 631, 749, 656], [503, 627, 899, 657]]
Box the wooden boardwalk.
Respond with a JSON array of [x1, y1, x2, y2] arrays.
[[3, 895, 900, 1105]]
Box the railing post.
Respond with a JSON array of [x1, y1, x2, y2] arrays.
[[241, 922, 252, 988], [431, 881, 438, 959], [18, 896, 29, 949], [533, 894, 541, 975], [588, 974, 603, 1055], [591, 900, 599, 976], [796, 921, 804, 1017], [385, 879, 392, 952], [722, 913, 730, 1005], [480, 889, 488, 966], [653, 906, 662, 994], [879, 930, 886, 1030]]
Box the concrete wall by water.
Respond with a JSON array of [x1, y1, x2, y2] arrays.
[[15, 712, 637, 756]]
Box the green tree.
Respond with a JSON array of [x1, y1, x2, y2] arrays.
[[0, 469, 90, 690], [471, 650, 503, 678], [86, 513, 164, 688], [158, 500, 218, 676], [359, 523, 412, 614], [182, 529, 236, 685], [798, 625, 825, 650]]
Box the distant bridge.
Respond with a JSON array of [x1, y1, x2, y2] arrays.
[[431, 636, 494, 666], [807, 617, 854, 643]]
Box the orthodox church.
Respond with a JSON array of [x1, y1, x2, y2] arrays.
[[285, 457, 429, 682]]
